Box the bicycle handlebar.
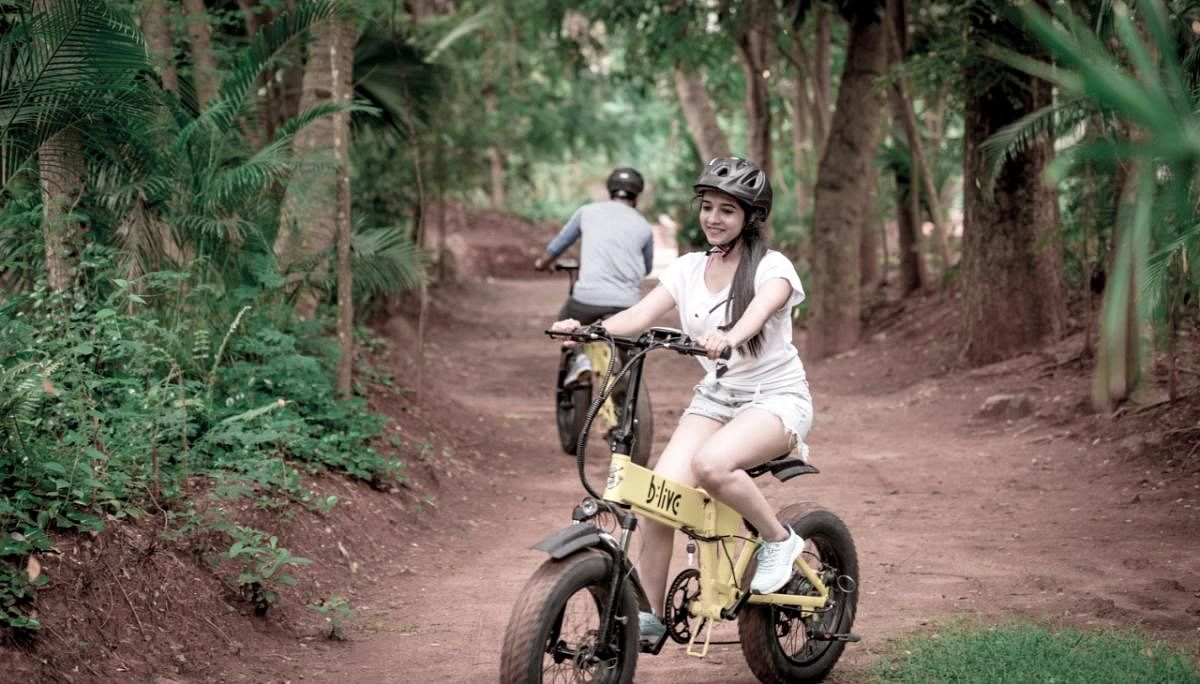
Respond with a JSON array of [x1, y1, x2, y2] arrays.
[[545, 326, 732, 360]]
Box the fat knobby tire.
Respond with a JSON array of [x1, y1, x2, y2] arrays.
[[737, 503, 859, 684], [557, 384, 591, 455], [499, 550, 639, 683]]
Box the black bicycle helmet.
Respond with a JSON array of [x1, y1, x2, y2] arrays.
[[606, 167, 645, 200], [693, 156, 773, 219]]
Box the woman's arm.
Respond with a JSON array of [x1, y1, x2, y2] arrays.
[[696, 278, 791, 357], [725, 278, 791, 346], [594, 286, 676, 336]]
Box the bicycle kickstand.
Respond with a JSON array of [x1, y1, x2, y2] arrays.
[[685, 618, 714, 658]]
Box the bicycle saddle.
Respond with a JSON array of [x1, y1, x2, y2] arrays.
[[745, 455, 819, 482]]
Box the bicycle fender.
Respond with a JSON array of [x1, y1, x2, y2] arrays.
[[533, 524, 605, 560]]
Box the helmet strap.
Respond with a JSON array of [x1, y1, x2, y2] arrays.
[[706, 232, 740, 258]]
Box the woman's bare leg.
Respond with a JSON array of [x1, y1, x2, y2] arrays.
[[690, 408, 793, 541], [638, 413, 721, 614]]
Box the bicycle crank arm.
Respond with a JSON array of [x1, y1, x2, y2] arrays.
[[809, 631, 861, 642]]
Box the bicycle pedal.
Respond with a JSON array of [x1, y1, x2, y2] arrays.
[[810, 631, 861, 643]]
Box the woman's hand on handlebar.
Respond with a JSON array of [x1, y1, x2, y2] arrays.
[[549, 318, 584, 347], [695, 331, 734, 360]]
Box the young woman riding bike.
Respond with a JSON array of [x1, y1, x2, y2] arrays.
[[549, 156, 814, 639]]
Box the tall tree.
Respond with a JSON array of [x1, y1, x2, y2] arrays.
[[332, 22, 353, 398], [674, 66, 731, 163], [140, 0, 177, 92], [734, 0, 774, 177], [275, 17, 357, 320], [181, 0, 219, 108], [884, 0, 950, 271], [807, 1, 888, 359], [38, 128, 83, 294], [960, 4, 1065, 364], [885, 0, 926, 294]]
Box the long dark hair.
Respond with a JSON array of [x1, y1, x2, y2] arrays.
[[722, 209, 769, 357]]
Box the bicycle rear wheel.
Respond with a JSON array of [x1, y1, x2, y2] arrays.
[[556, 382, 591, 455], [500, 551, 639, 683], [737, 504, 859, 684], [627, 380, 653, 467]]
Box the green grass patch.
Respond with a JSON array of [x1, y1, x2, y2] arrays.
[[870, 620, 1200, 683]]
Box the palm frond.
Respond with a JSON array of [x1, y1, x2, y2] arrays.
[[353, 29, 444, 139], [979, 97, 1092, 198], [348, 225, 426, 298], [427, 6, 494, 63], [205, 0, 343, 135], [0, 0, 149, 188]]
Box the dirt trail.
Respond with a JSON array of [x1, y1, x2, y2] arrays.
[[268, 275, 1199, 683]]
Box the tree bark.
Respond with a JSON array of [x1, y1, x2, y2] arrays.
[[736, 0, 773, 178], [39, 128, 84, 294], [181, 0, 219, 109], [485, 90, 505, 208], [808, 5, 888, 360], [860, 134, 881, 288], [884, 0, 951, 271], [885, 0, 925, 294], [961, 60, 1065, 364], [141, 0, 177, 93], [790, 74, 810, 232], [332, 23, 354, 399], [274, 18, 356, 320], [674, 66, 731, 163], [813, 4, 832, 158]]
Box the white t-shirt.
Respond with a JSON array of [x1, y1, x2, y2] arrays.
[[657, 250, 808, 392]]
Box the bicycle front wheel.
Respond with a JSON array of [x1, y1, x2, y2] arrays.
[[500, 551, 639, 683], [738, 504, 859, 684]]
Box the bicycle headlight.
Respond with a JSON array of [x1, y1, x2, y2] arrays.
[[580, 497, 600, 518]]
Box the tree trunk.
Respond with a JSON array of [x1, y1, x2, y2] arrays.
[[39, 128, 84, 294], [884, 0, 951, 271], [332, 25, 354, 398], [181, 0, 219, 109], [141, 0, 177, 93], [813, 4, 832, 157], [860, 137, 881, 288], [790, 74, 810, 232], [961, 64, 1065, 364], [736, 0, 773, 178], [485, 90, 505, 208], [807, 5, 888, 360], [885, 0, 925, 294], [674, 66, 731, 163], [274, 18, 356, 320]]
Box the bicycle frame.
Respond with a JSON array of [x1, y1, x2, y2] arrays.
[[602, 451, 831, 656]]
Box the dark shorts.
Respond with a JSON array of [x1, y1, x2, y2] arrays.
[[558, 297, 625, 325]]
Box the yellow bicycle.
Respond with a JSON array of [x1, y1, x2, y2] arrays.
[[501, 326, 859, 683]]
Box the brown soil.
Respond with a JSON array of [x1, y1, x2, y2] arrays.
[[5, 206, 1200, 682]]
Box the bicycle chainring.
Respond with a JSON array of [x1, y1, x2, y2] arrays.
[[663, 568, 701, 644]]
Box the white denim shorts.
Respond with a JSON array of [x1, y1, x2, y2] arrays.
[[683, 378, 814, 463]]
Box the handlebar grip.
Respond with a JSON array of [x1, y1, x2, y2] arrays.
[[674, 342, 732, 360]]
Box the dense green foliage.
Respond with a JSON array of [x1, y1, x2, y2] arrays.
[[0, 247, 405, 628], [870, 620, 1200, 683], [0, 0, 419, 629]]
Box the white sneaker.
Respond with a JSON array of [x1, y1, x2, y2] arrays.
[[563, 353, 592, 387], [750, 528, 804, 594]]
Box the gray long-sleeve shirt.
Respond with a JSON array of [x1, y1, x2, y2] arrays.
[[545, 200, 654, 308]]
